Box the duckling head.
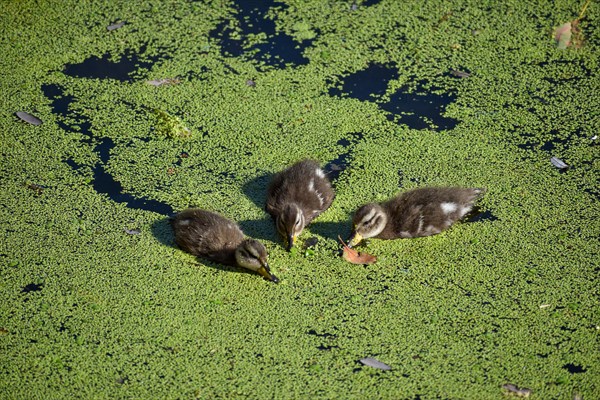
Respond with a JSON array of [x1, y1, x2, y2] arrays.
[[348, 203, 387, 247], [276, 203, 305, 251], [235, 239, 279, 283]]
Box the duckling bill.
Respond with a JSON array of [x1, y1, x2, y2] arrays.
[[171, 208, 278, 283], [266, 159, 334, 250], [348, 187, 484, 247]]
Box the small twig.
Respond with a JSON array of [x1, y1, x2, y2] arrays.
[[578, 0, 591, 20]]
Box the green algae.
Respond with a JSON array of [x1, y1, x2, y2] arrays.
[[1, 0, 599, 399], [153, 109, 192, 139]]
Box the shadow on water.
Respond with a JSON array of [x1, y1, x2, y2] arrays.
[[64, 45, 169, 81], [466, 207, 499, 222], [238, 217, 280, 244], [150, 218, 175, 247], [241, 171, 275, 209], [310, 220, 351, 243], [209, 0, 310, 69]]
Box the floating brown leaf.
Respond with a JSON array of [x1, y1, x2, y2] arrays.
[[16, 111, 42, 125], [360, 357, 391, 370], [338, 236, 376, 265], [554, 22, 572, 49], [502, 383, 532, 398]]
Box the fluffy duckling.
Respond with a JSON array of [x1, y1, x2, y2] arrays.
[[266, 159, 335, 250], [171, 208, 278, 282], [348, 187, 484, 247]]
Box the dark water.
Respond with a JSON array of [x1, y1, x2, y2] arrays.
[[209, 0, 310, 68], [329, 63, 398, 101], [64, 45, 167, 81], [92, 138, 174, 216], [563, 363, 587, 374], [42, 83, 174, 216], [329, 64, 457, 130], [22, 283, 43, 293], [380, 86, 457, 130]]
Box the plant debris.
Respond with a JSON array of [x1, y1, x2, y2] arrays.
[[147, 78, 181, 86], [450, 70, 471, 78], [124, 228, 141, 235], [16, 111, 42, 125], [360, 357, 391, 370], [25, 183, 44, 195], [153, 109, 191, 139], [502, 383, 532, 398], [107, 21, 125, 31], [554, 22, 573, 49], [338, 236, 377, 265], [553, 0, 590, 49], [550, 156, 569, 170]]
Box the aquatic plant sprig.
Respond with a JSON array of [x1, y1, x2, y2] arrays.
[[153, 109, 191, 139]]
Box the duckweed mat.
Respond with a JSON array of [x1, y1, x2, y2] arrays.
[[1, 0, 598, 398]]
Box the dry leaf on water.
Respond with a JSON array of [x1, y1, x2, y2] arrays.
[[338, 236, 376, 265], [550, 156, 569, 170], [554, 0, 590, 49], [554, 22, 572, 49], [107, 21, 125, 31], [360, 357, 391, 370], [16, 111, 42, 125], [147, 78, 181, 86], [502, 383, 532, 398]]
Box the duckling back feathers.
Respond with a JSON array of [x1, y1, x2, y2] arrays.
[[378, 187, 483, 239], [171, 208, 244, 266], [265, 159, 334, 223]]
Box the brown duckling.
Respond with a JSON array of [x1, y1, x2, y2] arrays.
[[348, 187, 484, 247], [266, 159, 335, 250], [171, 208, 278, 282]]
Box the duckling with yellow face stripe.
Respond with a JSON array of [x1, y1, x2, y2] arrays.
[[266, 159, 335, 250]]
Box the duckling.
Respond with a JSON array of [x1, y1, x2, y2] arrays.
[[348, 187, 484, 247], [266, 159, 335, 250], [171, 208, 278, 282]]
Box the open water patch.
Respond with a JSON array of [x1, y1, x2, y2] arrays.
[[64, 45, 169, 82], [380, 85, 457, 130], [42, 83, 174, 216], [329, 64, 457, 130], [92, 138, 174, 216], [329, 63, 398, 101], [209, 0, 310, 69]]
